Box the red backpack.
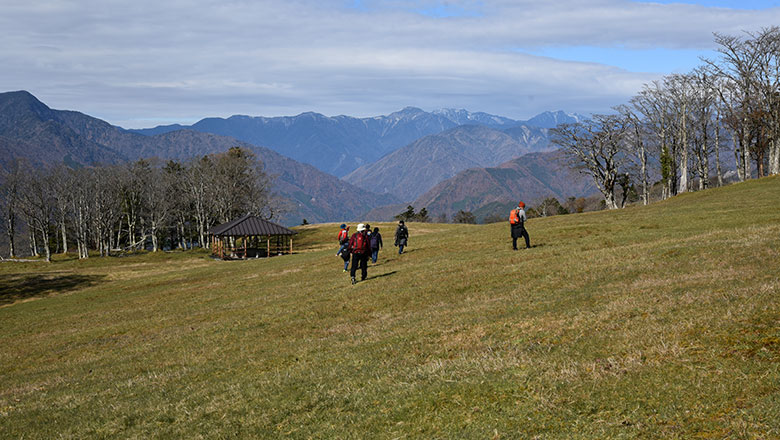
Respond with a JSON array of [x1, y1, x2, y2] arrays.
[[509, 209, 523, 225], [349, 232, 369, 255], [338, 229, 348, 243]]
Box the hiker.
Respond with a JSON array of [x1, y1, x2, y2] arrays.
[[348, 223, 371, 284], [370, 227, 383, 263], [394, 220, 409, 254], [509, 201, 530, 250], [336, 224, 350, 257], [337, 224, 350, 271], [340, 244, 351, 272]]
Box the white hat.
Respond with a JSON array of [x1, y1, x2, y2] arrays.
[[356, 223, 366, 232]]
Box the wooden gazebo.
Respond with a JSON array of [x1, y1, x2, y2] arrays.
[[207, 215, 297, 259]]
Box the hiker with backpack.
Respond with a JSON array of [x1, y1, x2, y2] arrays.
[[348, 223, 371, 284], [337, 224, 350, 271], [370, 227, 383, 263], [509, 201, 530, 250], [394, 220, 409, 254], [337, 224, 350, 256]]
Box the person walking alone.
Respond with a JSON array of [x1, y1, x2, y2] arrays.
[[348, 223, 371, 284], [370, 227, 383, 263], [394, 220, 409, 254], [509, 201, 530, 250]]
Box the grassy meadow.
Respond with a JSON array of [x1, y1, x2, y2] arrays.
[[1, 176, 779, 439]]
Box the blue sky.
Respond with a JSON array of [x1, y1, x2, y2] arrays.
[[2, 0, 779, 128]]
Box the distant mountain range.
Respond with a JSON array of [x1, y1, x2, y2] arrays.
[[0, 90, 594, 225], [344, 124, 554, 201], [0, 91, 399, 225], [131, 107, 585, 177]]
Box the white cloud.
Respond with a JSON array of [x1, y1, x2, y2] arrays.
[[1, 0, 779, 127]]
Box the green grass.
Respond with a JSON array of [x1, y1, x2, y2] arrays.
[[1, 176, 780, 439]]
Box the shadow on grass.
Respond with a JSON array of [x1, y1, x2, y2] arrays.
[[369, 271, 397, 280], [0, 272, 106, 306]]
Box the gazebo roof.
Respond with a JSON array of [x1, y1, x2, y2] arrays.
[[208, 215, 297, 237]]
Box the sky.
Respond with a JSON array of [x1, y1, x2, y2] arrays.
[[2, 0, 780, 128]]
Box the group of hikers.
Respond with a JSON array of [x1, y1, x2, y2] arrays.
[[336, 220, 409, 285], [336, 201, 530, 285]]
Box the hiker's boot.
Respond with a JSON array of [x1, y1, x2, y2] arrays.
[[351, 277, 357, 285]]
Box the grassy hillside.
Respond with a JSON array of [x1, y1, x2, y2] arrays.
[[1, 177, 779, 439]]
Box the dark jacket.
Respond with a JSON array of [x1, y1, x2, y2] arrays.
[[394, 225, 409, 246], [370, 232, 383, 250]]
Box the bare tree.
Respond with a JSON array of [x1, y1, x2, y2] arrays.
[[18, 168, 55, 262], [633, 81, 676, 199], [536, 197, 568, 216], [119, 160, 147, 249], [183, 156, 214, 248], [49, 165, 74, 254], [688, 69, 719, 190], [163, 160, 191, 250], [617, 104, 650, 204], [704, 31, 763, 180], [664, 74, 696, 193], [750, 27, 780, 175], [0, 159, 24, 258], [89, 167, 123, 257], [551, 115, 629, 209], [69, 168, 92, 259], [453, 210, 476, 224], [139, 162, 172, 252]]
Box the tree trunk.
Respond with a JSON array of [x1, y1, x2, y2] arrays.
[[715, 114, 723, 186], [40, 226, 51, 263], [181, 221, 187, 249], [115, 217, 123, 249], [29, 228, 39, 257], [60, 221, 68, 254], [151, 223, 159, 252], [733, 131, 745, 182], [640, 144, 648, 205], [679, 109, 689, 193], [770, 138, 780, 175], [5, 213, 15, 258]]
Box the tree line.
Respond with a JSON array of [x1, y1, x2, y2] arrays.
[[552, 27, 780, 209], [0, 147, 276, 261]]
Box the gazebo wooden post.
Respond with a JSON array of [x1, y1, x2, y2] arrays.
[[289, 238, 293, 255], [266, 236, 270, 258], [243, 236, 247, 259]]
